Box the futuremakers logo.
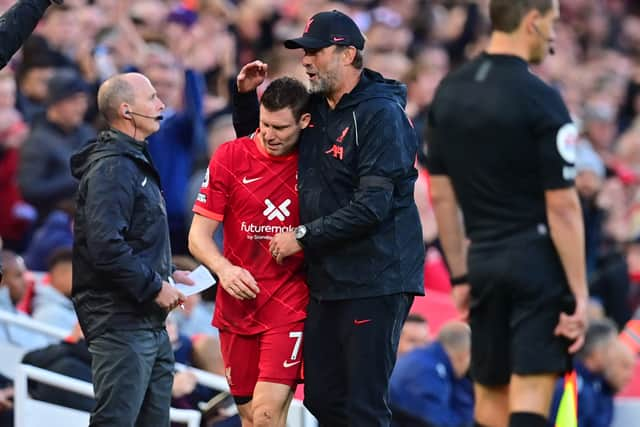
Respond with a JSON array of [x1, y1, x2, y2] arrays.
[[263, 199, 292, 222]]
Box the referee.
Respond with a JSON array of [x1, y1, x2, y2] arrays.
[[426, 1, 588, 427], [0, 0, 63, 70]]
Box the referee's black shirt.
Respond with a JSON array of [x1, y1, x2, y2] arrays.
[[426, 53, 578, 244]]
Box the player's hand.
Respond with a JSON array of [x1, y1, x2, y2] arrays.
[[237, 60, 268, 93], [219, 265, 259, 300], [554, 297, 588, 354], [155, 282, 186, 311], [269, 231, 302, 265], [172, 270, 195, 286], [451, 284, 470, 321]]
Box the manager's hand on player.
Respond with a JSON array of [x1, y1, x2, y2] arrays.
[[219, 265, 259, 300], [156, 282, 186, 311], [237, 60, 268, 93], [554, 297, 588, 354], [269, 231, 302, 265]]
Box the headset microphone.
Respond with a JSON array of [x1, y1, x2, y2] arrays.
[[533, 24, 555, 55], [126, 110, 164, 121]]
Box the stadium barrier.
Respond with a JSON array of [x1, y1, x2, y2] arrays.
[[14, 364, 202, 427], [1, 309, 318, 426]]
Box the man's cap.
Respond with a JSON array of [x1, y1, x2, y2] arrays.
[[284, 10, 365, 50], [46, 69, 89, 106]]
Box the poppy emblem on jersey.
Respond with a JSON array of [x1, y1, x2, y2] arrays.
[[556, 123, 578, 164], [263, 199, 291, 221], [304, 18, 314, 34]]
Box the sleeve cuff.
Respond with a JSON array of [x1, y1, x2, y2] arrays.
[[301, 219, 324, 249]]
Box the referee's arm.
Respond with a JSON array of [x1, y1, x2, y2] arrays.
[[545, 189, 589, 297], [429, 175, 467, 279], [0, 0, 57, 70]]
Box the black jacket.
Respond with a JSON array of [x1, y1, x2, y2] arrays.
[[234, 69, 425, 300], [0, 0, 52, 70], [70, 129, 172, 341]]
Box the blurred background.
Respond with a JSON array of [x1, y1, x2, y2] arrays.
[[3, 0, 640, 426]]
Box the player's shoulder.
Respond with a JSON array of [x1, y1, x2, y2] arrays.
[[212, 134, 254, 160], [519, 69, 565, 108]]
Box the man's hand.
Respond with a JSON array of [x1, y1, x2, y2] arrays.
[[155, 282, 185, 311], [0, 387, 13, 411], [269, 231, 302, 264], [451, 284, 470, 321], [218, 265, 259, 300], [172, 270, 195, 286], [237, 60, 268, 93], [554, 297, 588, 354]]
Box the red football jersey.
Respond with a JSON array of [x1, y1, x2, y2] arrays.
[[193, 133, 308, 335]]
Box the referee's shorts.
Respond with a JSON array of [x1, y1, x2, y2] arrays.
[[467, 225, 573, 386]]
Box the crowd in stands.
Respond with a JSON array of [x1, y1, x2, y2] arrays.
[[2, 0, 640, 425]]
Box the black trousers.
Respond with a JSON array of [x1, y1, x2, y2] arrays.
[[88, 328, 174, 427], [303, 293, 413, 427]]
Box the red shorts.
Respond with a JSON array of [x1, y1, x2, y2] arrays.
[[219, 320, 304, 398]]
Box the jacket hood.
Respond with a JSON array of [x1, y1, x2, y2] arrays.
[[70, 129, 149, 179], [336, 68, 408, 111]]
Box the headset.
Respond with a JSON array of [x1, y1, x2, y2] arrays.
[[532, 23, 555, 55], [124, 110, 164, 141], [125, 110, 164, 121]]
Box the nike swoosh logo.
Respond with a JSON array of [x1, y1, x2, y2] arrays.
[[283, 360, 301, 368], [332, 37, 345, 42], [141, 177, 147, 186], [353, 319, 372, 325], [242, 176, 262, 184]]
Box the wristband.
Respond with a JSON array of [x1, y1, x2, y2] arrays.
[[450, 274, 468, 286]]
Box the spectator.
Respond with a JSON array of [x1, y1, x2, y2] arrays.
[[0, 373, 13, 427], [575, 142, 631, 327], [549, 318, 618, 427], [144, 45, 207, 255], [31, 247, 77, 333], [23, 207, 73, 272], [21, 330, 95, 412], [397, 313, 430, 358], [18, 67, 94, 218], [0, 71, 35, 250], [604, 338, 636, 393], [390, 321, 473, 427], [0, 250, 48, 349]]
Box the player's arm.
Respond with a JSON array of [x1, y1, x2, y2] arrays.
[[188, 214, 259, 300]]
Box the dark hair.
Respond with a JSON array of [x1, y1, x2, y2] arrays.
[[335, 46, 364, 70], [405, 313, 427, 324], [490, 0, 553, 33], [260, 77, 310, 120], [47, 247, 73, 271]]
